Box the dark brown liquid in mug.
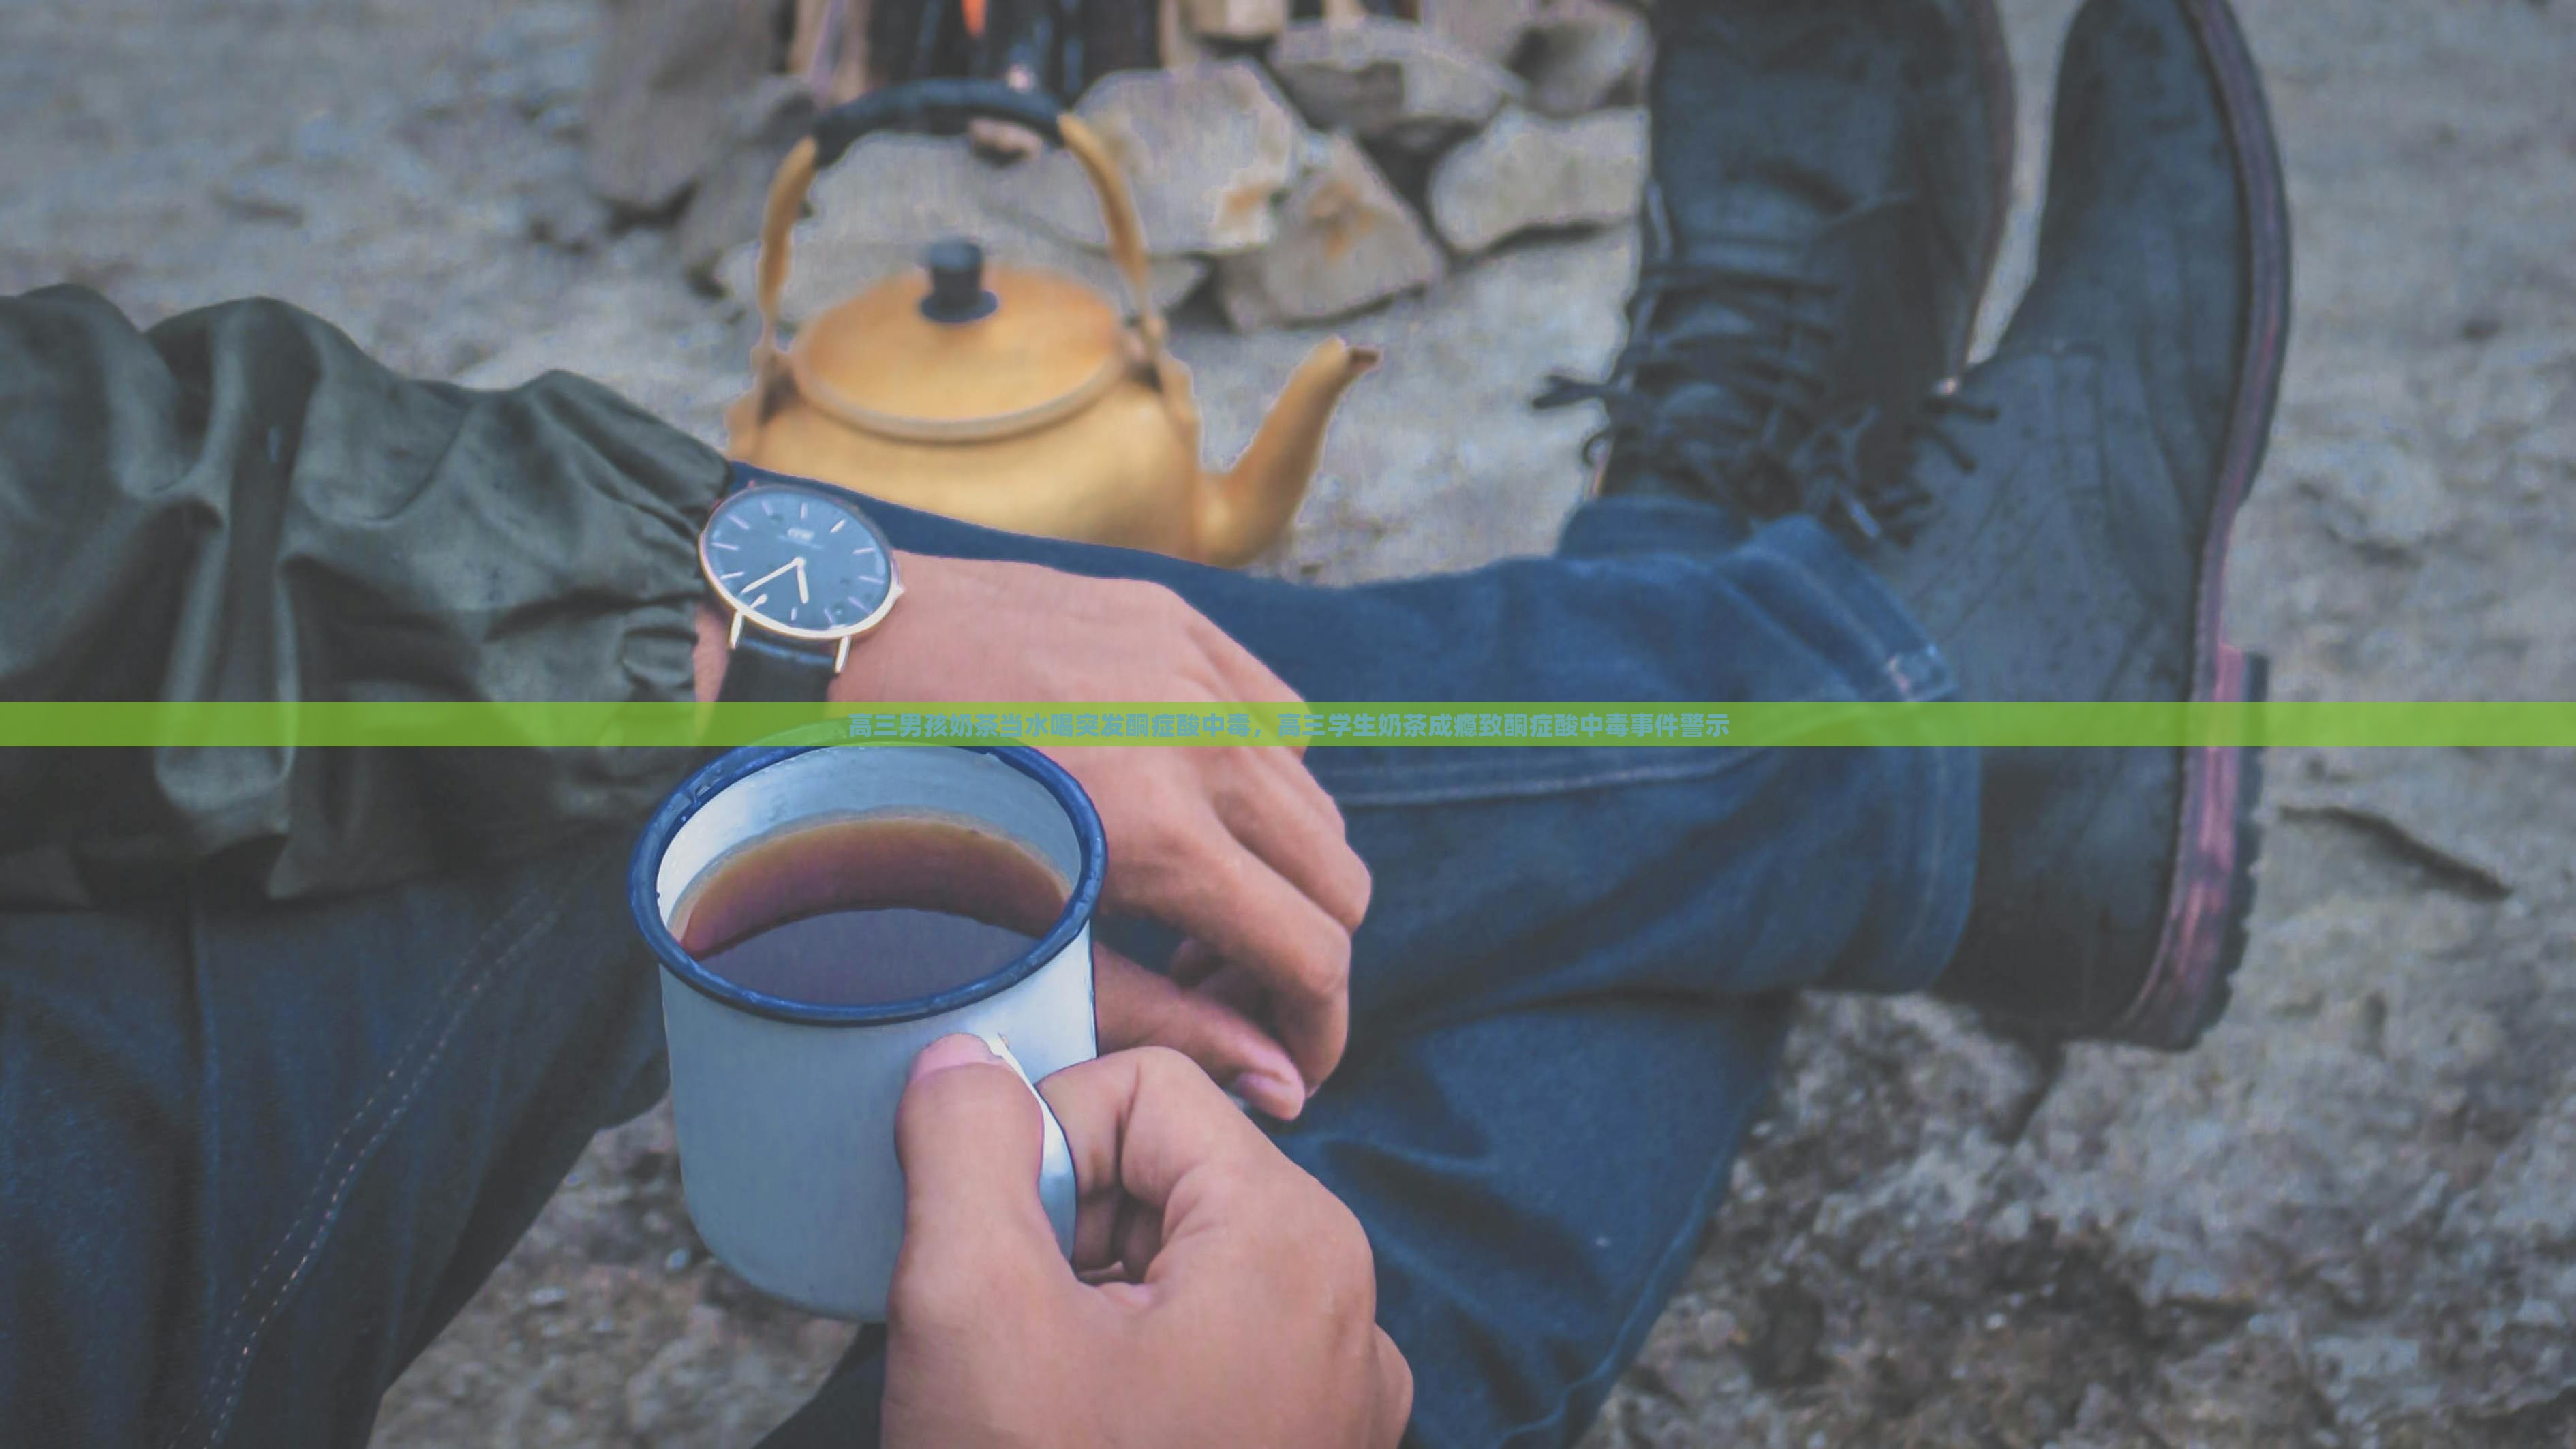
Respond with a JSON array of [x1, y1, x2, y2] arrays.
[[673, 814, 1071, 1007]]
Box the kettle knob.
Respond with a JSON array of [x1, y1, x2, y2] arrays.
[[920, 238, 998, 324]]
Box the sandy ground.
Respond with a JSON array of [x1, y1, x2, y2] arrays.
[[6, 0, 2575, 1444]]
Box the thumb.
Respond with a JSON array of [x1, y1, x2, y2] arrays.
[[891, 1035, 1068, 1312]]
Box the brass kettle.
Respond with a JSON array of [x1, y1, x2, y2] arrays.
[[724, 80, 1381, 568]]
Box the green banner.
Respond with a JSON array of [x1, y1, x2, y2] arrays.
[[1, 701, 2573, 747]]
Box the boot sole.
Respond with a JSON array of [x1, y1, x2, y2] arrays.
[[2103, 0, 2293, 1051]]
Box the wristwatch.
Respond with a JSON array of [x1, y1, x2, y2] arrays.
[[701, 463, 904, 701]]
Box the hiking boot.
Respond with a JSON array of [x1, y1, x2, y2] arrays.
[[1538, 0, 2016, 524], [1854, 0, 2292, 1048]]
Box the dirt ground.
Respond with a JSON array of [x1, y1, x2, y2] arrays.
[[6, 0, 2575, 1444]]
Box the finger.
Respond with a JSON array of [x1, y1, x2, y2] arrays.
[[1064, 1138, 1136, 1276], [1112, 1199, 1167, 1280], [1187, 958, 1338, 1112], [1038, 1047, 1287, 1226], [1064, 1184, 1170, 1286], [1134, 815, 1351, 1088], [1166, 955, 1306, 1068], [1210, 747, 1373, 934], [1238, 737, 1351, 845], [1168, 937, 1221, 990], [1071, 1186, 1164, 1283], [1065, 1187, 1168, 1283], [1094, 943, 1306, 1120], [1044, 1052, 1351, 1326], [889, 1035, 1068, 1317], [1370, 1328, 1415, 1447]]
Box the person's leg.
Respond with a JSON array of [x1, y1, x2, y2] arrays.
[[771, 0, 2017, 1432], [9, 0, 2016, 1431], [754, 487, 1975, 1449], [1258, 511, 1972, 1449], [1276, 994, 1797, 1448], [0, 481, 1961, 1449], [765, 1000, 1792, 1449], [1865, 0, 2288, 1048], [872, 491, 1976, 1027], [0, 832, 665, 1449]]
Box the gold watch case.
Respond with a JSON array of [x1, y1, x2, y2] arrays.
[[699, 483, 905, 673]]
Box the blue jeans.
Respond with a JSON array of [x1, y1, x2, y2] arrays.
[[0, 495, 1976, 1449]]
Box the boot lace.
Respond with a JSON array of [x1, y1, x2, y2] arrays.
[[1533, 257, 1837, 517], [1791, 388, 1999, 547], [1792, 384, 1989, 541], [1532, 197, 1910, 523]]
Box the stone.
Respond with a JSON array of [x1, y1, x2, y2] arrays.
[[2453, 1073, 2576, 1251], [711, 135, 1210, 327], [492, 31, 595, 121], [1177, 0, 1287, 42], [1265, 17, 1521, 154], [2432, 335, 2576, 450], [674, 76, 815, 282], [1214, 133, 1444, 330], [1158, 0, 1210, 67], [584, 0, 784, 215], [1518, 0, 1650, 118], [1427, 105, 1643, 254], [2280, 425, 2461, 555], [1414, 0, 1543, 66], [1741, 1281, 1829, 1388], [521, 166, 613, 254], [1000, 62, 1304, 258], [2138, 1334, 2332, 1446], [213, 166, 310, 226]]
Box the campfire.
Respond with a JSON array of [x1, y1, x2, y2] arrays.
[[585, 0, 1651, 330]]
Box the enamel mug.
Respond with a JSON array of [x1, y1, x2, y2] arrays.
[[629, 742, 1100, 1321]]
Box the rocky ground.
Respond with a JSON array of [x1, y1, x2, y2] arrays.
[[5, 0, 2574, 1444]]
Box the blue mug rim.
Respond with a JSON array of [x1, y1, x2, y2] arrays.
[[628, 742, 1106, 1027]]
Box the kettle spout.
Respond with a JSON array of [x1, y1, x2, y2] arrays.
[[1196, 338, 1381, 568]]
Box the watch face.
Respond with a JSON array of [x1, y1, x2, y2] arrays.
[[701, 485, 899, 639]]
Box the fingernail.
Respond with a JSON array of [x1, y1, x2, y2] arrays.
[[910, 1033, 1000, 1082], [1229, 1071, 1304, 1119]]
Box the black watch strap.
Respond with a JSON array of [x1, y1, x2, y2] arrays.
[[717, 632, 840, 702]]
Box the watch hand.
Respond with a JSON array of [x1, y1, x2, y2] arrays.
[[741, 560, 799, 594], [794, 555, 809, 604]]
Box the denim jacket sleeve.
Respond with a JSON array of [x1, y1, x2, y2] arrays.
[[0, 286, 729, 906]]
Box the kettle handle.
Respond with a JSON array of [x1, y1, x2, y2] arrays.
[[749, 78, 1167, 379]]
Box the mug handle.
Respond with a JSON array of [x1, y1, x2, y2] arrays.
[[979, 1033, 1081, 1262]]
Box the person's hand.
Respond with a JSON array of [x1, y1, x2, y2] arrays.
[[882, 1036, 1413, 1449], [696, 553, 1370, 1118]]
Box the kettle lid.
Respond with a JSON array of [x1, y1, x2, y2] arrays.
[[790, 238, 1131, 443]]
